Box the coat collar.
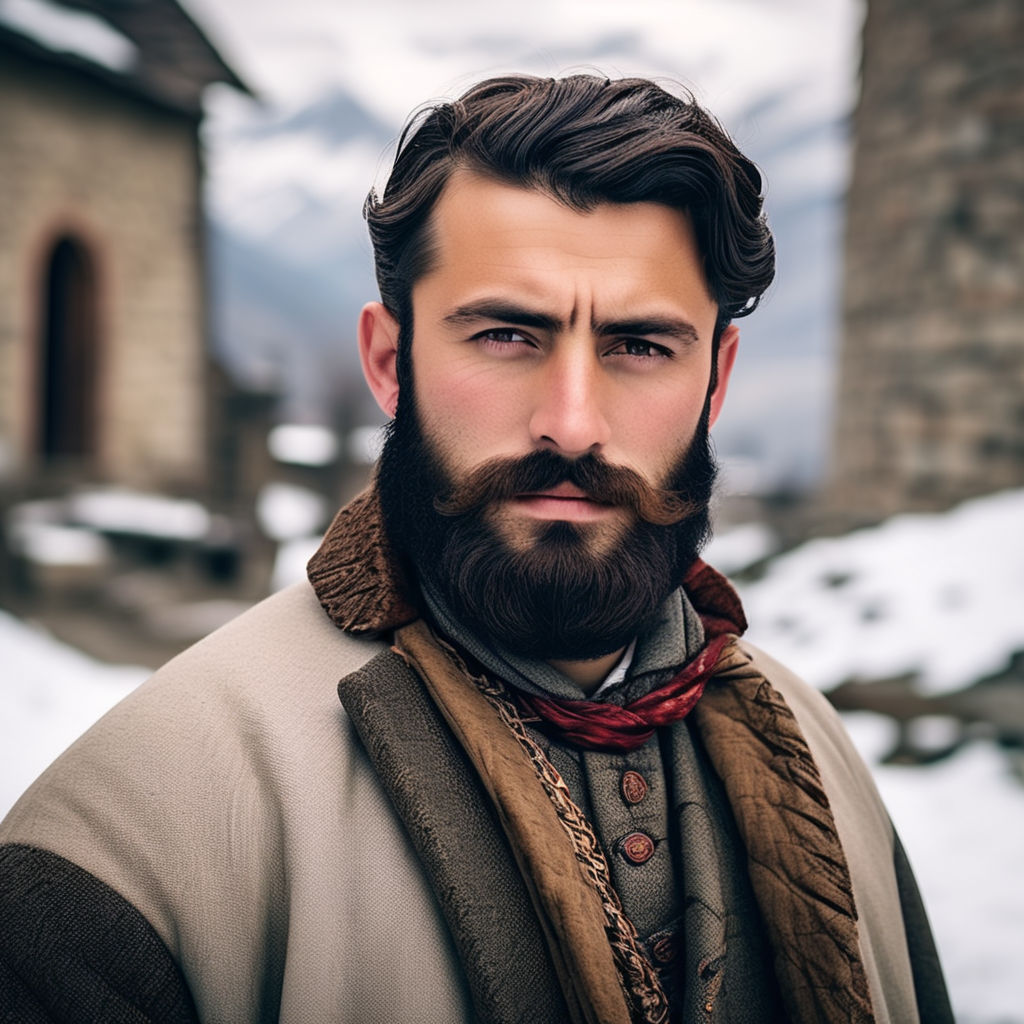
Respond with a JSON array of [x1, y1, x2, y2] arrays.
[[306, 481, 748, 638], [306, 484, 420, 635]]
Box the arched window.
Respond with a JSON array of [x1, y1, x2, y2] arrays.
[[37, 236, 100, 463]]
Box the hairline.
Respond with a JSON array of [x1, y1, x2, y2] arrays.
[[393, 161, 723, 340]]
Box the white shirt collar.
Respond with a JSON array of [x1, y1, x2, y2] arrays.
[[589, 638, 638, 699]]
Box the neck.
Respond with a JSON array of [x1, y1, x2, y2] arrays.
[[547, 648, 626, 695]]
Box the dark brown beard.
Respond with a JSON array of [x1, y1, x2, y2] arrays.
[[377, 385, 718, 662]]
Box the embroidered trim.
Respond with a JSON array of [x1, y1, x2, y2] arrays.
[[462, 659, 670, 1024]]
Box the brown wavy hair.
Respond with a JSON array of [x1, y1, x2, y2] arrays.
[[364, 72, 775, 369]]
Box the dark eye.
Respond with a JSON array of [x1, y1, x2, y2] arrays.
[[614, 339, 672, 358], [474, 328, 535, 350]]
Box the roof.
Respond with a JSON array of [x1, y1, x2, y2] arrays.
[[0, 0, 252, 114]]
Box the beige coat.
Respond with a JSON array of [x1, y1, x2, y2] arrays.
[[1, 578, 936, 1022]]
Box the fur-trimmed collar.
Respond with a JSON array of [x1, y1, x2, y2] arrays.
[[306, 485, 420, 634], [306, 482, 748, 639]]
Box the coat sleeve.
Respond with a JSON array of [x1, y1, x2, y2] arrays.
[[891, 832, 954, 1024], [0, 585, 460, 1024], [0, 843, 199, 1023]]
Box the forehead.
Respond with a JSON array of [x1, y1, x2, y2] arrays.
[[415, 169, 716, 321]]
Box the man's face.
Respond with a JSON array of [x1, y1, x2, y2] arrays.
[[364, 170, 738, 660]]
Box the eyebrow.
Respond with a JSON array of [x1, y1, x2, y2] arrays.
[[443, 301, 561, 333], [442, 300, 701, 344]]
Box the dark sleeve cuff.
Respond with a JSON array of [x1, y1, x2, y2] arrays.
[[0, 843, 199, 1024]]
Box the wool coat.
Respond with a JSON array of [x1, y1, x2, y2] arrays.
[[0, 491, 952, 1023]]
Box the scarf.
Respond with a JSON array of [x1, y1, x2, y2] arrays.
[[512, 559, 746, 751]]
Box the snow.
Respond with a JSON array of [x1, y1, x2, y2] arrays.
[[268, 423, 339, 467], [738, 488, 1024, 694], [255, 482, 328, 541], [0, 0, 137, 73], [271, 534, 321, 592], [0, 611, 146, 816], [842, 713, 1024, 1024], [8, 522, 109, 566], [67, 489, 211, 542], [347, 424, 386, 466], [704, 521, 777, 576]]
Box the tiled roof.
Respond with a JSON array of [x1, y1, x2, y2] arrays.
[[0, 0, 252, 113]]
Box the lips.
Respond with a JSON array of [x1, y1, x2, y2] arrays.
[[516, 482, 597, 502], [509, 482, 617, 523]]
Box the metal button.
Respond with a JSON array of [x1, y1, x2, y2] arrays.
[[620, 831, 655, 865], [651, 935, 677, 965], [620, 770, 648, 804]]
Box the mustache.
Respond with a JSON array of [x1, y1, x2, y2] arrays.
[[434, 450, 696, 526]]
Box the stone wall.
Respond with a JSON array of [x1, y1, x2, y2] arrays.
[[0, 48, 208, 490], [827, 0, 1024, 522]]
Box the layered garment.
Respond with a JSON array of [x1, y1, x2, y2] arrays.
[[0, 488, 951, 1022]]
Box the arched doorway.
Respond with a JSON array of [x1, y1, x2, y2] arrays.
[[37, 236, 100, 464]]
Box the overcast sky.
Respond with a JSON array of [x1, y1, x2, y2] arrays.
[[184, 0, 863, 159]]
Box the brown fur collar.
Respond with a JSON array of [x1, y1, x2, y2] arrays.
[[306, 485, 419, 635]]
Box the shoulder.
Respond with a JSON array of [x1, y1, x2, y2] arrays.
[[160, 578, 384, 689], [0, 581, 388, 957], [104, 579, 383, 759], [737, 640, 886, 805], [3, 581, 387, 815], [1, 586, 468, 1020], [738, 640, 928, 1022], [737, 638, 893, 850]]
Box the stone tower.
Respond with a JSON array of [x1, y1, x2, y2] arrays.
[[828, 0, 1024, 523]]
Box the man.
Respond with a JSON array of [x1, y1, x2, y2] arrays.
[[0, 74, 951, 1023]]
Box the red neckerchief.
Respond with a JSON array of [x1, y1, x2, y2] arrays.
[[512, 560, 747, 753]]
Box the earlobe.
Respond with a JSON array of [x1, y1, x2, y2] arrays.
[[708, 324, 739, 428], [358, 302, 401, 417]]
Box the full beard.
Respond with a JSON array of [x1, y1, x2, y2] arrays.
[[377, 389, 718, 662]]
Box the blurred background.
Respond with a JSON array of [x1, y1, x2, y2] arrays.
[[1, 0, 1022, 1018]]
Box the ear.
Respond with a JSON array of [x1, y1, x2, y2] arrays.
[[707, 324, 739, 429], [358, 301, 401, 417]]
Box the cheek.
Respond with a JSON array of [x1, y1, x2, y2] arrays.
[[614, 389, 706, 473], [415, 364, 525, 462]]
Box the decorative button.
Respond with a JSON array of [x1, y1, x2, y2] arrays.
[[620, 770, 648, 805], [620, 831, 656, 865], [651, 935, 677, 965]]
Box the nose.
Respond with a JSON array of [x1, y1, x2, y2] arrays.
[[528, 348, 611, 457]]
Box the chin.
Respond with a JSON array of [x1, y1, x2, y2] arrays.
[[491, 507, 628, 559]]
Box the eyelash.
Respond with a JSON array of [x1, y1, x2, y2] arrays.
[[610, 339, 673, 359], [476, 328, 531, 346], [473, 329, 673, 360]]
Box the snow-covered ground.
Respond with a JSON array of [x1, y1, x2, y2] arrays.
[[3, 488, 1024, 1019], [737, 488, 1024, 695], [1, 611, 147, 814], [842, 713, 1024, 1024]]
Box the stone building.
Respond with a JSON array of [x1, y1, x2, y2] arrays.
[[828, 0, 1024, 522], [0, 0, 248, 494]]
